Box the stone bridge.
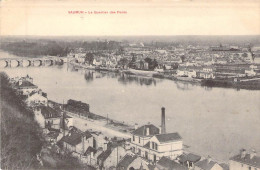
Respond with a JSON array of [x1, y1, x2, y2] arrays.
[[0, 57, 67, 68]]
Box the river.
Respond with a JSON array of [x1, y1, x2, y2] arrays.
[[1, 51, 259, 162]]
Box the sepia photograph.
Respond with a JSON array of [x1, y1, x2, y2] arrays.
[[0, 0, 260, 169]]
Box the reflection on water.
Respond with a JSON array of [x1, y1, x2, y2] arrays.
[[69, 65, 159, 87], [1, 62, 260, 162]]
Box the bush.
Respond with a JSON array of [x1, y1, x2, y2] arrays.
[[1, 72, 44, 169]]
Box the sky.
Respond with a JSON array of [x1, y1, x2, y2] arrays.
[[0, 0, 259, 36]]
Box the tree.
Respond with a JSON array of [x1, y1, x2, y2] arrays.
[[242, 53, 248, 58], [85, 53, 94, 64], [0, 72, 44, 169], [180, 55, 185, 63]]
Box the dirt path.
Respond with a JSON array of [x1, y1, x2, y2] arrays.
[[69, 114, 131, 139]]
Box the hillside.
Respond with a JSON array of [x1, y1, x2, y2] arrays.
[[0, 72, 44, 169]]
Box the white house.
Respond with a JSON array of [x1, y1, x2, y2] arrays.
[[129, 108, 183, 162], [93, 58, 102, 66], [26, 90, 48, 107], [144, 132, 183, 161], [177, 68, 188, 77], [229, 149, 260, 170], [130, 124, 160, 155], [245, 69, 257, 76], [188, 70, 197, 78], [13, 79, 38, 96]]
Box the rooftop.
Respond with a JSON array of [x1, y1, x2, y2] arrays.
[[230, 153, 260, 168], [157, 156, 188, 170], [84, 146, 97, 156], [37, 106, 61, 119], [178, 153, 201, 163], [195, 159, 219, 170], [61, 128, 92, 146], [132, 124, 159, 137], [14, 80, 38, 89], [97, 149, 112, 162], [155, 132, 182, 143], [117, 154, 137, 169]]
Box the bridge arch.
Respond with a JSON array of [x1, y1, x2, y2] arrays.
[[45, 59, 53, 66], [22, 60, 31, 67], [0, 60, 8, 68], [34, 60, 42, 67], [10, 60, 19, 67]]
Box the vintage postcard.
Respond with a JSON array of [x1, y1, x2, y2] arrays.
[[0, 0, 259, 169]]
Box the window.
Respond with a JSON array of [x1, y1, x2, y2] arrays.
[[138, 149, 141, 155], [139, 137, 140, 143], [248, 167, 251, 170], [152, 142, 155, 149], [132, 147, 135, 153], [132, 135, 135, 142], [145, 151, 148, 159], [155, 143, 158, 150]]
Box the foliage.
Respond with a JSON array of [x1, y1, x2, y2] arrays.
[[0, 72, 44, 169], [85, 53, 94, 64], [0, 41, 70, 57]]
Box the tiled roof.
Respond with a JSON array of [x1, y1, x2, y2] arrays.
[[14, 80, 37, 88], [178, 153, 201, 163], [46, 131, 59, 139], [157, 156, 188, 170], [97, 149, 112, 162], [38, 106, 61, 119], [195, 159, 218, 170], [132, 124, 159, 137], [155, 132, 182, 143], [84, 146, 97, 156], [117, 154, 137, 169], [61, 129, 92, 146], [230, 153, 260, 168]]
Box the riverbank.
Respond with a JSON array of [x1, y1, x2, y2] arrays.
[[49, 100, 134, 138], [69, 61, 260, 90]]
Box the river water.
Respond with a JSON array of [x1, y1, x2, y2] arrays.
[[1, 51, 259, 162]]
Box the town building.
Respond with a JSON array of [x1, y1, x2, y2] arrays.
[[178, 153, 202, 169], [129, 108, 183, 162], [156, 156, 188, 170], [117, 154, 149, 170], [83, 146, 103, 167], [13, 79, 38, 96], [60, 127, 94, 155], [229, 149, 260, 170], [33, 106, 61, 130], [97, 145, 128, 170], [194, 157, 223, 170], [64, 99, 90, 118], [26, 90, 48, 107]]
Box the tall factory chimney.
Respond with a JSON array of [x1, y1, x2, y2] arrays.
[[161, 107, 166, 134]]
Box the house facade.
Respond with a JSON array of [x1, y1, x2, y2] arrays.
[[61, 127, 94, 155], [97, 146, 127, 170], [229, 149, 260, 170], [129, 108, 183, 163], [13, 79, 38, 96], [117, 154, 149, 170], [34, 106, 61, 130], [26, 90, 48, 107]]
